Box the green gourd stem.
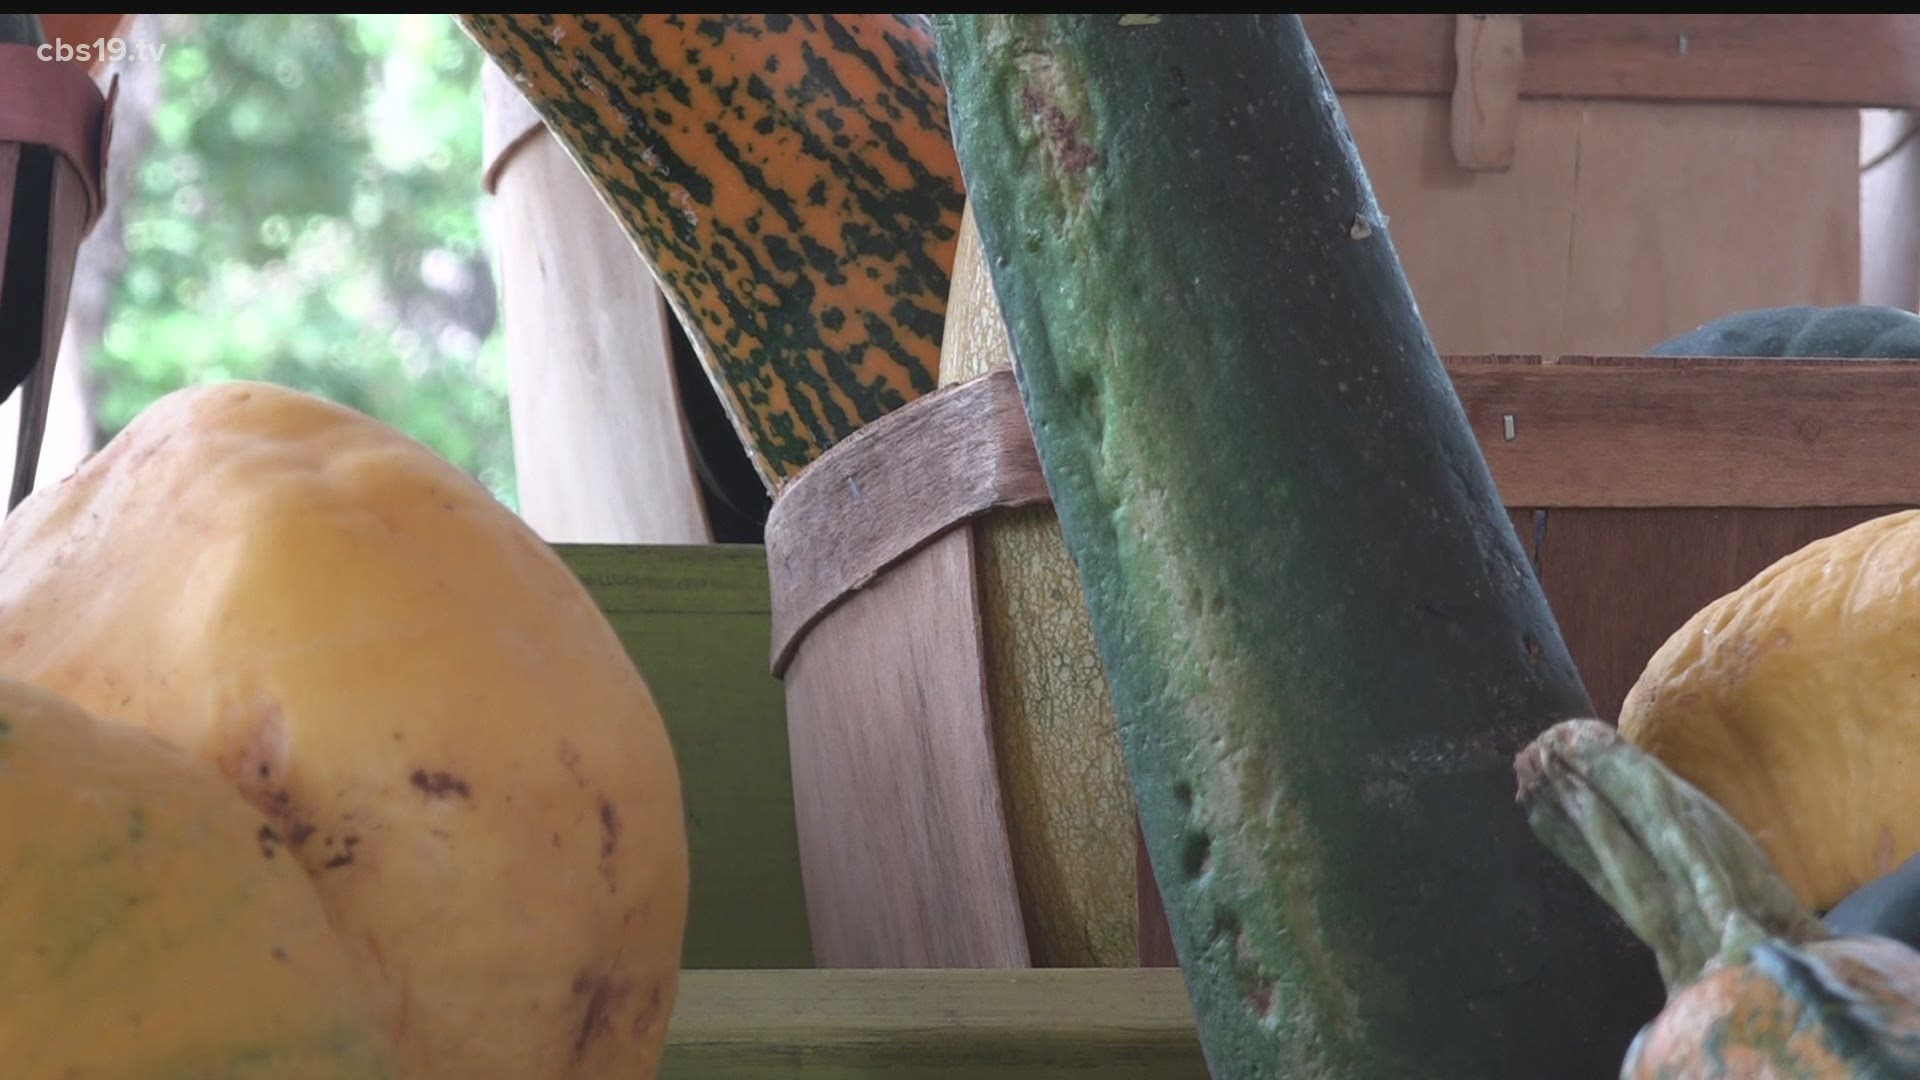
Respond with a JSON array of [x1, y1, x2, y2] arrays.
[[1516, 719, 1829, 991], [0, 15, 45, 46], [936, 13, 1660, 1079]]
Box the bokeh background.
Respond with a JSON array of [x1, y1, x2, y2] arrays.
[[30, 13, 514, 505]]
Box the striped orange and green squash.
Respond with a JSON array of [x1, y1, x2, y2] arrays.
[[1518, 719, 1920, 1078], [455, 14, 968, 490]]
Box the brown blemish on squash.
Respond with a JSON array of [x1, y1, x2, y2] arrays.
[[599, 799, 621, 893], [409, 769, 472, 799], [1020, 86, 1099, 176], [223, 699, 289, 800], [558, 739, 589, 790], [630, 983, 665, 1039], [322, 834, 361, 870], [222, 699, 323, 856], [570, 971, 634, 1065]]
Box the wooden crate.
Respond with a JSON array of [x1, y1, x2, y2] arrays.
[[1300, 14, 1920, 355], [569, 351, 1920, 1067], [536, 14, 1920, 1070], [724, 352, 1920, 971], [558, 544, 1210, 1073]]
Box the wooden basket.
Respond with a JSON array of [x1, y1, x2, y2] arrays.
[[764, 351, 1920, 969]]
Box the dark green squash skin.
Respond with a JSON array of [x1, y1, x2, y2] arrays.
[[936, 14, 1661, 1077]]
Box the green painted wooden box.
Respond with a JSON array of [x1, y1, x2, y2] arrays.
[[559, 543, 1208, 1078]]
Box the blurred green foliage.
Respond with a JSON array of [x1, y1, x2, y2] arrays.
[[96, 13, 515, 504]]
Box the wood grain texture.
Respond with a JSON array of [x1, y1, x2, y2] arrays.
[[558, 544, 812, 970], [1304, 14, 1920, 108], [1450, 15, 1521, 171], [660, 968, 1208, 1078], [1524, 508, 1904, 724], [1452, 357, 1920, 507], [1341, 95, 1858, 360], [765, 367, 1051, 674], [487, 77, 712, 545], [940, 204, 1139, 969], [782, 527, 1031, 969]]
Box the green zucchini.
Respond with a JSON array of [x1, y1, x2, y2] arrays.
[[935, 14, 1661, 1077]]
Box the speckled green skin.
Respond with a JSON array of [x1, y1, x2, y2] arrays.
[[936, 14, 1663, 1078]]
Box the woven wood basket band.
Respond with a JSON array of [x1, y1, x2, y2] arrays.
[[763, 366, 1052, 676]]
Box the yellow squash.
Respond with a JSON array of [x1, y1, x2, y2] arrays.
[[1619, 508, 1920, 913], [0, 673, 395, 1077], [0, 382, 690, 1079]]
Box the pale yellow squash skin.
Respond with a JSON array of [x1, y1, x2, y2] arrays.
[[940, 202, 1139, 966], [0, 674, 395, 1077], [1619, 508, 1920, 913], [0, 382, 690, 1078]]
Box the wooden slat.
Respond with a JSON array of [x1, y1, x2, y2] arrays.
[[1304, 14, 1920, 108], [1451, 357, 1920, 507], [782, 527, 1031, 969], [765, 367, 1051, 676], [661, 968, 1208, 1079], [558, 543, 813, 970], [1342, 96, 1859, 361]]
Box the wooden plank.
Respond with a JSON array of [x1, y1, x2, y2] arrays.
[[558, 543, 813, 970], [1556, 103, 1858, 349], [661, 968, 1209, 1079], [1304, 14, 1920, 108], [782, 527, 1031, 969], [1451, 359, 1920, 507], [1528, 508, 1902, 722], [1342, 96, 1858, 361]]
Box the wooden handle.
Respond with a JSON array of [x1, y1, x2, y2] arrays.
[[1451, 14, 1523, 171]]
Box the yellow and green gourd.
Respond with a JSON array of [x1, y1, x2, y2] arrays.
[[938, 202, 1138, 968], [454, 14, 969, 491]]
